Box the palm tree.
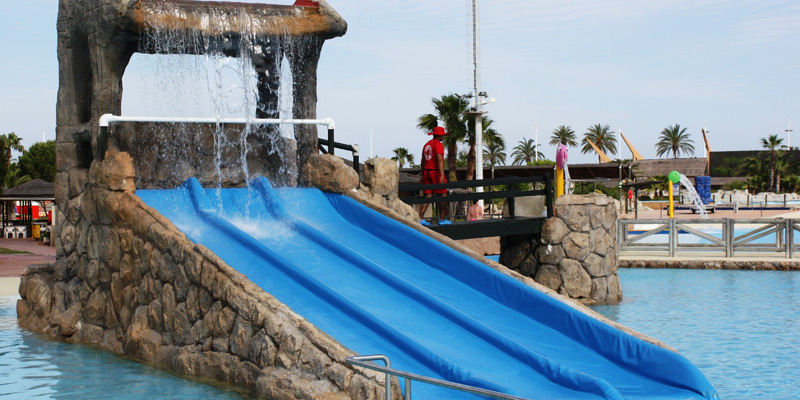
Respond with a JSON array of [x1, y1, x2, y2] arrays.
[[549, 125, 578, 147], [391, 147, 414, 169], [760, 134, 785, 192], [655, 124, 694, 159], [0, 133, 24, 165], [581, 124, 617, 163], [738, 155, 769, 192], [3, 163, 31, 188], [483, 140, 506, 177], [417, 94, 469, 179], [511, 137, 544, 166], [463, 116, 503, 180]]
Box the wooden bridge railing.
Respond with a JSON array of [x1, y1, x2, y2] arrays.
[[618, 218, 800, 258], [398, 175, 554, 239]]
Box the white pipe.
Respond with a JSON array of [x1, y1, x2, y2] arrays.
[[99, 114, 335, 130]]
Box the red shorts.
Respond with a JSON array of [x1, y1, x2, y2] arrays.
[[423, 170, 447, 195]]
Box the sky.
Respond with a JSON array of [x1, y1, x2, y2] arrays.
[[1, 0, 799, 166]]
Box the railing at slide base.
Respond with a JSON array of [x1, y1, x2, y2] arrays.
[[345, 355, 531, 400], [618, 218, 800, 258]]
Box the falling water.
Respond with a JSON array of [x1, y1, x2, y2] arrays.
[[122, 2, 301, 194], [679, 174, 709, 219]]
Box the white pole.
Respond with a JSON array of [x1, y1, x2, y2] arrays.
[[534, 126, 539, 162], [472, 0, 484, 192], [617, 126, 621, 160], [787, 121, 793, 149], [370, 129, 373, 159]]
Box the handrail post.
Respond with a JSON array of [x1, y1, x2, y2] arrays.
[[544, 173, 554, 217], [327, 128, 335, 155]]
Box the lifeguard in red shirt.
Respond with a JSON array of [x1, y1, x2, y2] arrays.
[[419, 126, 450, 226]]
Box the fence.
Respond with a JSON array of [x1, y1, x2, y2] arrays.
[[618, 218, 800, 258]]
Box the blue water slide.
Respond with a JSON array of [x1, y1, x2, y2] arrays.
[[136, 177, 717, 400]]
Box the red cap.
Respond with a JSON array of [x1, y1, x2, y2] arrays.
[[428, 126, 448, 136]]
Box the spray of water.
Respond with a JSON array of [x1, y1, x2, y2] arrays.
[[679, 174, 709, 219]]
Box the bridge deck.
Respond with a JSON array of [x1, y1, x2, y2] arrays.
[[426, 217, 545, 240]]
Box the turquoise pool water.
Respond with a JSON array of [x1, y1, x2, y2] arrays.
[[592, 269, 800, 399], [4, 269, 798, 398], [0, 296, 248, 399]]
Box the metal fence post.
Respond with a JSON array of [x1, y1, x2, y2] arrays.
[[788, 219, 794, 258], [727, 218, 734, 257], [669, 218, 676, 257]]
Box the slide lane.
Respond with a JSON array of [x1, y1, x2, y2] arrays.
[[137, 177, 717, 400]]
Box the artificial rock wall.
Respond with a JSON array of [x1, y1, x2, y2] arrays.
[[18, 152, 393, 399], [501, 193, 622, 304]]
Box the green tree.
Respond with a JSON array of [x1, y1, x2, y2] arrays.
[[581, 124, 617, 162], [511, 137, 544, 166], [417, 94, 469, 179], [0, 132, 24, 187], [738, 155, 769, 192], [3, 163, 31, 189], [483, 140, 506, 167], [655, 124, 694, 159], [549, 125, 578, 147], [464, 116, 502, 181], [18, 140, 56, 182], [760, 134, 785, 192], [390, 147, 414, 169], [483, 140, 506, 179]]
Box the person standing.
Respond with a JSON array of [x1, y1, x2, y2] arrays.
[[419, 126, 450, 226]]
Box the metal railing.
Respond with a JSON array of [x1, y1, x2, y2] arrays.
[[345, 354, 530, 400], [618, 218, 800, 258]]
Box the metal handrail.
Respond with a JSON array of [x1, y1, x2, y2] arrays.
[[346, 354, 531, 400], [619, 218, 800, 258]]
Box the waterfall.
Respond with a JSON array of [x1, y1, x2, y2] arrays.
[[121, 1, 302, 190]]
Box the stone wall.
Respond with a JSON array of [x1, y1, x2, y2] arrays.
[[501, 193, 622, 304], [18, 152, 393, 399]]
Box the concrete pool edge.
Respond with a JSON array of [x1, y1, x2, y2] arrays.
[[621, 256, 800, 270]]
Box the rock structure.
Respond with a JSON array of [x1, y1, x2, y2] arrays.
[[18, 152, 392, 399], [107, 121, 299, 188], [501, 193, 622, 304], [301, 155, 419, 223]]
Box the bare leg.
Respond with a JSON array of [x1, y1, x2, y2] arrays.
[[419, 194, 432, 219]]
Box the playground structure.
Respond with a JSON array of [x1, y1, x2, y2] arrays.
[[13, 0, 718, 398]]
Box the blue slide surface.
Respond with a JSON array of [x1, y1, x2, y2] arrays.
[[137, 177, 717, 400]]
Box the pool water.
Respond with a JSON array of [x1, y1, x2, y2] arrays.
[[592, 269, 800, 399], [0, 296, 249, 399], [4, 269, 798, 399]]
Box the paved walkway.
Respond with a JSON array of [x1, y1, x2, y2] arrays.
[[0, 238, 55, 296]]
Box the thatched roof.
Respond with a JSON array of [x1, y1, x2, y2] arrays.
[[0, 179, 55, 200], [630, 158, 708, 179]]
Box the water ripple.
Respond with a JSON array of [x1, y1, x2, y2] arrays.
[[592, 269, 800, 399]]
